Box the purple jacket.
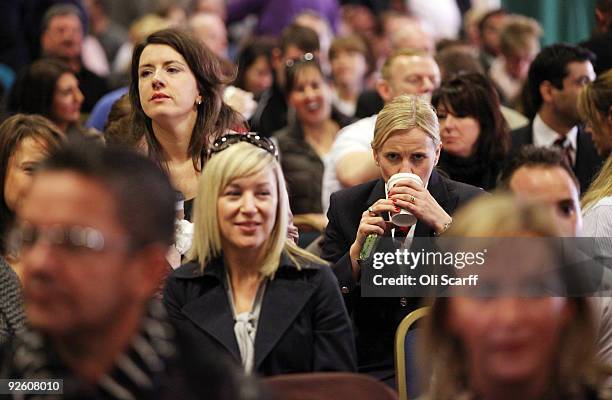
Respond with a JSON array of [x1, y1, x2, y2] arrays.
[[227, 0, 339, 37]]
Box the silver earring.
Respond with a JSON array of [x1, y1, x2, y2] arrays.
[[196, 99, 202, 105]]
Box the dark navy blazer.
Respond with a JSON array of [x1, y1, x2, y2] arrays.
[[320, 171, 482, 373], [510, 123, 604, 192], [163, 253, 357, 377]]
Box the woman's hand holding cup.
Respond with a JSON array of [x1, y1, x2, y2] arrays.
[[387, 173, 451, 234]]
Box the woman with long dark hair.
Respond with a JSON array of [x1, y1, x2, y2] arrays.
[[431, 73, 510, 190], [130, 28, 244, 216]]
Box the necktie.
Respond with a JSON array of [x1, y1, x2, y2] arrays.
[[553, 137, 573, 167]]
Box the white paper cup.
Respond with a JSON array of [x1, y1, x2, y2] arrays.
[[387, 173, 423, 227]]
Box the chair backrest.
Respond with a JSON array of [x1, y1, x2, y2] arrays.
[[263, 372, 399, 400], [394, 306, 430, 400]]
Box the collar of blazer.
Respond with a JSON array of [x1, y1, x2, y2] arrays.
[[173, 253, 320, 370], [173, 252, 321, 280]]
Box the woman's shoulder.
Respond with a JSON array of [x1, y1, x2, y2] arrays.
[[278, 252, 325, 271], [164, 260, 225, 303], [587, 196, 612, 210], [277, 253, 333, 282], [169, 261, 203, 279], [436, 171, 484, 201], [583, 196, 612, 236]]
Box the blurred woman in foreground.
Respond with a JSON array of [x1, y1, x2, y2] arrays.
[[421, 194, 608, 400]]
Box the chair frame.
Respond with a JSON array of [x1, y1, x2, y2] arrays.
[[394, 306, 430, 400]]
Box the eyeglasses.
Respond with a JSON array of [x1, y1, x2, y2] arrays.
[[284, 52, 316, 69], [9, 222, 129, 255], [208, 133, 278, 159]]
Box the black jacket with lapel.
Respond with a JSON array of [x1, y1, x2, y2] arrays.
[[163, 254, 357, 376], [320, 171, 483, 372], [510, 123, 604, 192]]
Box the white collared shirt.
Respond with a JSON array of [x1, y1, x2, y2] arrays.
[[533, 114, 578, 165]]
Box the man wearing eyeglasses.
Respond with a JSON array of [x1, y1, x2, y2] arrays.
[[0, 140, 256, 399]]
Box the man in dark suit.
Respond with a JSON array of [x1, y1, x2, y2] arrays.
[[510, 43, 603, 192]]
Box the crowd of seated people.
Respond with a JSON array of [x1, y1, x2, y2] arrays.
[[0, 1, 612, 399]]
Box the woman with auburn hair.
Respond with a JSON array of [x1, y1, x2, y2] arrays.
[[431, 72, 510, 190], [164, 134, 356, 376], [420, 194, 608, 400], [579, 70, 612, 256], [130, 28, 244, 219]]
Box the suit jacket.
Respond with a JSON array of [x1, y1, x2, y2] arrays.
[[320, 171, 482, 372], [163, 253, 357, 377], [510, 123, 604, 192]]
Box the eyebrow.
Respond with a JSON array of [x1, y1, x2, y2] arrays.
[[138, 60, 186, 70]]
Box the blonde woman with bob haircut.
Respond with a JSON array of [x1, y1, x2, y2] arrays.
[[164, 134, 356, 376], [579, 70, 612, 258], [320, 95, 482, 382], [419, 194, 610, 400]]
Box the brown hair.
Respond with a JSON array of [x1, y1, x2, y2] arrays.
[[0, 114, 65, 254], [329, 35, 373, 74], [431, 72, 510, 161], [8, 58, 73, 122], [129, 28, 244, 171]]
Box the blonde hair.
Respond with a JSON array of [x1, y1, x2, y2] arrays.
[[380, 49, 426, 81], [421, 193, 602, 400], [371, 94, 440, 150], [579, 69, 612, 149], [188, 142, 326, 277], [582, 157, 612, 212], [499, 15, 542, 56], [579, 70, 612, 212]]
